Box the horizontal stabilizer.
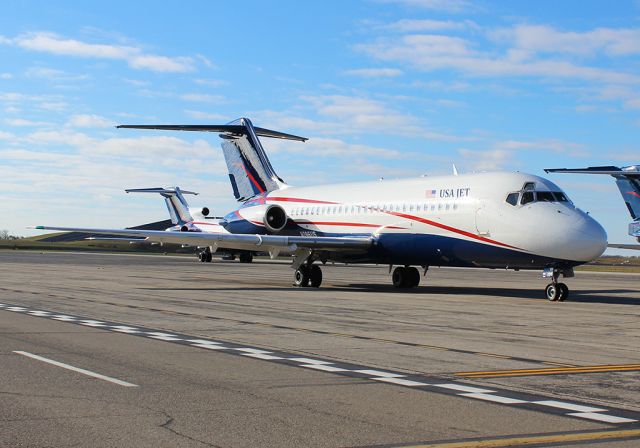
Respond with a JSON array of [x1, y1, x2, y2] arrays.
[[117, 124, 308, 142], [125, 187, 198, 195], [545, 166, 640, 177]]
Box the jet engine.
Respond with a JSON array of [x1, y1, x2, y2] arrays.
[[189, 206, 211, 219], [263, 204, 288, 233]]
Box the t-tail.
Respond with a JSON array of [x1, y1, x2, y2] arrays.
[[125, 187, 198, 225], [545, 165, 640, 241], [117, 118, 307, 202]]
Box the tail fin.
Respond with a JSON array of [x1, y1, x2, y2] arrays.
[[117, 118, 307, 201], [545, 165, 640, 239], [126, 187, 197, 225]]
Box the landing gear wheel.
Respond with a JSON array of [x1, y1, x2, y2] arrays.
[[294, 266, 310, 287], [557, 283, 569, 302], [206, 252, 212, 263], [309, 265, 323, 288], [545, 283, 560, 301], [392, 267, 420, 288], [239, 252, 253, 263], [406, 267, 420, 288], [392, 267, 406, 288]]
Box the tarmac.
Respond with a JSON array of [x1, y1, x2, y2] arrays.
[[1, 251, 640, 447]]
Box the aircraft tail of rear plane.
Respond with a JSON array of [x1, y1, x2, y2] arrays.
[[118, 118, 307, 202], [126, 187, 198, 225], [545, 165, 640, 240]]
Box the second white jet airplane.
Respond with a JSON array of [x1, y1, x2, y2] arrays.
[[36, 118, 607, 301]]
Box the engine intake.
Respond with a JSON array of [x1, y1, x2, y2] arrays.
[[201, 207, 210, 216], [264, 204, 288, 233]]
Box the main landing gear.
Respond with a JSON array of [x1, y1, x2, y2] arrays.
[[293, 264, 323, 288], [292, 250, 324, 288], [543, 267, 573, 302], [391, 266, 421, 288], [198, 248, 213, 263]]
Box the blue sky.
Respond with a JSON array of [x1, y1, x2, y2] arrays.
[[1, 0, 639, 252]]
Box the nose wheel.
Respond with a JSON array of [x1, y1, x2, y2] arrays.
[[545, 282, 568, 301]]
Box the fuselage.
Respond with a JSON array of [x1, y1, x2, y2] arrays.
[[222, 171, 607, 269]]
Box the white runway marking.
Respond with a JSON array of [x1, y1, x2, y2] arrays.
[[533, 400, 606, 413], [191, 343, 230, 350], [79, 320, 106, 327], [242, 353, 284, 360], [433, 383, 495, 394], [287, 357, 332, 365], [372, 377, 430, 387], [461, 392, 527, 404], [13, 351, 137, 387], [301, 364, 348, 372], [28, 311, 51, 317], [568, 412, 638, 423], [110, 325, 140, 334], [354, 369, 405, 378]]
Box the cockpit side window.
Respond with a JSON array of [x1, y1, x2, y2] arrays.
[[506, 193, 519, 206], [521, 192, 535, 205], [523, 182, 536, 191], [552, 191, 568, 202]]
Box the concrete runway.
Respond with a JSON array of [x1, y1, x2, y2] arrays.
[[1, 251, 640, 447]]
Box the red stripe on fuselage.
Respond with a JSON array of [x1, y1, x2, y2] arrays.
[[628, 191, 640, 199], [384, 210, 521, 250]]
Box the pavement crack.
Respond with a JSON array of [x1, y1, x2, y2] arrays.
[[158, 411, 222, 448]]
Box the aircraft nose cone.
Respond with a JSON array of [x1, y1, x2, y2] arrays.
[[569, 215, 608, 262]]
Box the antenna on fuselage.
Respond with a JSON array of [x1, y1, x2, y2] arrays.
[[452, 163, 459, 176]]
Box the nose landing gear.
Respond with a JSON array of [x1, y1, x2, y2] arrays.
[[543, 267, 572, 301]]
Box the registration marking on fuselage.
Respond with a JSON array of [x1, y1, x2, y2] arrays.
[[1, 301, 638, 426]]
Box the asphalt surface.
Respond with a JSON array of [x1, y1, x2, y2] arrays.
[[1, 251, 640, 447]]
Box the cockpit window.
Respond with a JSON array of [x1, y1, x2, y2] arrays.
[[521, 192, 535, 205], [537, 191, 555, 202], [523, 182, 536, 191], [506, 193, 519, 206], [552, 191, 568, 202]]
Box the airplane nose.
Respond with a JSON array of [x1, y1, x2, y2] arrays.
[[569, 215, 608, 262]]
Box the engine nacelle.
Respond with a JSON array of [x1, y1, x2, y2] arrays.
[[263, 204, 288, 233], [189, 206, 211, 219]]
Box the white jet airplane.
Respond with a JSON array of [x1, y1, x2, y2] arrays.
[[36, 118, 607, 301], [545, 165, 640, 250]]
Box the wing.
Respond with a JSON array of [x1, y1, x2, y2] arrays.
[[607, 243, 640, 250], [33, 226, 373, 252]]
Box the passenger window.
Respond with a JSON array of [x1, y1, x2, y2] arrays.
[[521, 192, 535, 205], [506, 193, 519, 206], [537, 192, 554, 202]]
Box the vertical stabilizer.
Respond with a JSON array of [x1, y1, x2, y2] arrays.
[[126, 187, 198, 225]]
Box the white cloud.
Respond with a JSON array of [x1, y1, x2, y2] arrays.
[[382, 19, 475, 32], [0, 72, 12, 79], [458, 148, 514, 171], [66, 114, 116, 128], [357, 32, 640, 84], [180, 93, 225, 103], [194, 78, 228, 87], [2, 31, 196, 73], [4, 118, 52, 127], [25, 66, 88, 81], [268, 136, 401, 158], [38, 101, 68, 111], [492, 25, 640, 58], [344, 68, 403, 77]]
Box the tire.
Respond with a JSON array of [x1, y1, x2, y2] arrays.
[[545, 283, 560, 301], [309, 265, 323, 288], [557, 283, 569, 302], [294, 266, 310, 287], [392, 267, 406, 288], [199, 252, 206, 262], [206, 252, 213, 263], [239, 253, 253, 263], [406, 267, 420, 288]]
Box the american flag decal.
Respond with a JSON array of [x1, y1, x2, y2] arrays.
[[425, 189, 437, 198]]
